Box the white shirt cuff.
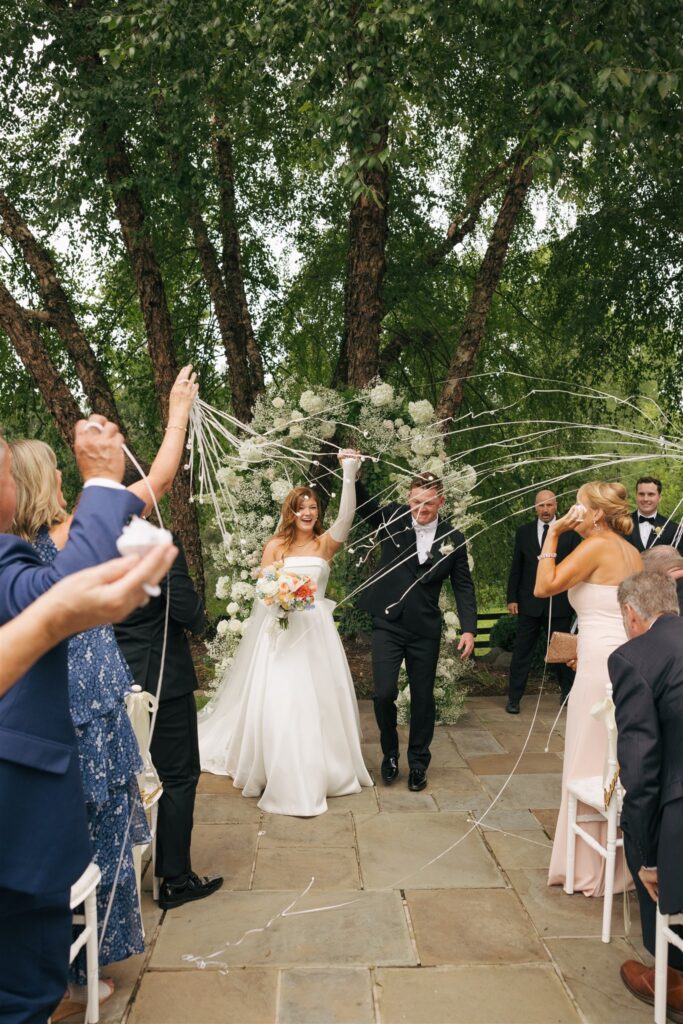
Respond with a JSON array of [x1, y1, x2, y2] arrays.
[[83, 478, 126, 491]]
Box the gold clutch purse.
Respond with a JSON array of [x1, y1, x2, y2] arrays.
[[545, 631, 577, 664]]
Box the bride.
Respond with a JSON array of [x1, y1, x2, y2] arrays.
[[198, 450, 373, 816]]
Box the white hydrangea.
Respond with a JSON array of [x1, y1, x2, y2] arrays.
[[272, 397, 286, 409], [216, 576, 231, 599], [216, 467, 241, 489], [318, 420, 336, 439], [369, 382, 395, 408], [260, 514, 275, 529], [397, 425, 412, 440], [394, 418, 404, 428], [434, 687, 445, 700], [240, 570, 249, 580], [227, 618, 243, 634], [227, 602, 240, 615], [289, 423, 304, 438], [408, 399, 435, 425], [231, 581, 255, 602], [444, 611, 459, 627], [273, 417, 289, 431], [299, 390, 325, 414], [238, 440, 262, 463], [270, 479, 291, 503], [290, 409, 304, 421], [216, 619, 229, 636], [411, 435, 435, 458]]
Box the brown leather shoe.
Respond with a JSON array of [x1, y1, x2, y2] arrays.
[[620, 960, 683, 1022]]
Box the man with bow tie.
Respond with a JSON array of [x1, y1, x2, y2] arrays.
[[355, 472, 477, 792], [626, 477, 683, 554]]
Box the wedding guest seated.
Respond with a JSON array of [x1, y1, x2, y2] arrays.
[[609, 571, 683, 1020], [9, 367, 197, 1021], [626, 476, 683, 553], [0, 417, 148, 1024], [642, 545, 683, 614]]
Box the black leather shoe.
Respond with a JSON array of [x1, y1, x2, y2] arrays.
[[505, 700, 520, 715], [408, 768, 427, 792], [159, 872, 224, 910], [380, 755, 399, 785]]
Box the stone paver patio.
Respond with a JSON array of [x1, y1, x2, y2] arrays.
[[95, 696, 653, 1024]]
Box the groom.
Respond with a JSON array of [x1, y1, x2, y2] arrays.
[[355, 472, 477, 791]]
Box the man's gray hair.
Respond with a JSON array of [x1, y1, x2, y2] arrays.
[[617, 571, 679, 619]]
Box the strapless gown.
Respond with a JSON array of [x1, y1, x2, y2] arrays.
[[198, 557, 373, 816], [548, 582, 633, 896]]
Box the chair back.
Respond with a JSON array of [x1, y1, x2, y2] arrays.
[[590, 681, 619, 808], [124, 685, 162, 808]]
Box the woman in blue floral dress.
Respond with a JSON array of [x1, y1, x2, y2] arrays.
[[10, 367, 198, 1017]]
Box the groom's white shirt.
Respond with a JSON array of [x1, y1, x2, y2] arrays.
[[412, 516, 439, 564]]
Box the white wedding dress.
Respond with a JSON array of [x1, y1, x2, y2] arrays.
[[198, 556, 373, 816]]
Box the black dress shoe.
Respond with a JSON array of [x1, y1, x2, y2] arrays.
[[408, 768, 427, 792], [380, 755, 399, 785], [159, 872, 224, 910], [505, 700, 520, 715]]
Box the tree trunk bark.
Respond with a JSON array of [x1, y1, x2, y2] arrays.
[[213, 129, 264, 405], [0, 279, 82, 447], [0, 191, 125, 429], [342, 125, 390, 388], [103, 136, 204, 595], [436, 151, 535, 422]]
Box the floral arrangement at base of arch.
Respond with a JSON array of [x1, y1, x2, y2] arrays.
[[203, 380, 478, 723]]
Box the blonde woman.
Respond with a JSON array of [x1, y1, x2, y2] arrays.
[[10, 367, 196, 1019], [199, 451, 373, 816], [535, 481, 642, 896]]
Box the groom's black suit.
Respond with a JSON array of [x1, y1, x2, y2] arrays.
[[625, 510, 683, 553], [609, 614, 683, 969], [506, 521, 581, 702], [356, 482, 477, 771]]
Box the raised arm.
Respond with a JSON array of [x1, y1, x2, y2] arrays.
[[128, 365, 198, 516], [322, 452, 361, 558]]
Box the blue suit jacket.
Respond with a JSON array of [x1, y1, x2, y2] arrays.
[[0, 485, 144, 895]]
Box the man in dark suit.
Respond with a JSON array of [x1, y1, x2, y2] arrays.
[[505, 490, 580, 713], [115, 534, 223, 910], [609, 571, 683, 1017], [626, 476, 683, 554], [0, 417, 151, 1023], [356, 471, 477, 792]]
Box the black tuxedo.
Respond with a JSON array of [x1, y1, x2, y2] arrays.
[[625, 511, 683, 553], [115, 537, 206, 881], [356, 482, 477, 770], [506, 522, 581, 703], [609, 615, 683, 969]]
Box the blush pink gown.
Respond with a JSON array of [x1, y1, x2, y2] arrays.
[[548, 582, 633, 896]]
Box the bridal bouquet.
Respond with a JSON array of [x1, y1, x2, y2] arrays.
[[256, 562, 317, 630]]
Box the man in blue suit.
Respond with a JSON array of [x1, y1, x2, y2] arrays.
[[0, 416, 149, 1024]]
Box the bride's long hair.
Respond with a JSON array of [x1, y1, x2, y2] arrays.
[[275, 486, 323, 553]]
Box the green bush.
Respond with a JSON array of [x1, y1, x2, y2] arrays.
[[489, 614, 546, 671]]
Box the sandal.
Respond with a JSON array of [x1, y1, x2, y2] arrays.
[[52, 979, 114, 1022]]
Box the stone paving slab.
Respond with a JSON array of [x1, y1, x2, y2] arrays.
[[429, 768, 489, 811], [448, 727, 505, 757], [405, 888, 548, 965], [480, 772, 563, 809], [259, 810, 355, 846], [465, 800, 546, 831], [190, 823, 257, 889], [377, 789, 439, 812], [194, 791, 263, 823], [127, 968, 278, 1024], [423, 731, 466, 768], [278, 967, 375, 1023], [252, 846, 361, 890], [509, 867, 638, 939], [327, 787, 380, 813], [197, 771, 241, 794], [484, 828, 553, 870], [467, 751, 563, 775], [151, 889, 417, 968], [545, 937, 653, 1023], [375, 964, 581, 1023], [487, 726, 566, 754], [355, 812, 505, 889], [533, 807, 560, 838]]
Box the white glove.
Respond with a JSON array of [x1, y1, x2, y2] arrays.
[[327, 458, 360, 543]]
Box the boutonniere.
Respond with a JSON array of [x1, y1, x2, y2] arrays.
[[654, 526, 662, 536], [439, 542, 455, 556]]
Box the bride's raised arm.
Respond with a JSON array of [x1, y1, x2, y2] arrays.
[[322, 450, 362, 558]]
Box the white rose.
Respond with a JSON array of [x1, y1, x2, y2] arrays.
[[258, 578, 280, 598], [216, 619, 229, 636], [408, 399, 435, 425], [369, 382, 395, 408], [227, 618, 243, 634], [272, 396, 286, 409], [299, 390, 325, 414], [240, 570, 249, 580], [227, 602, 240, 615]]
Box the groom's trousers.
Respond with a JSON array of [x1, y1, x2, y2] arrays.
[[150, 693, 201, 881], [371, 619, 441, 771]]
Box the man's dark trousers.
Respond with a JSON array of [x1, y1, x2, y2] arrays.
[[0, 888, 71, 1023], [508, 612, 574, 704], [624, 831, 683, 970], [371, 619, 440, 771], [150, 692, 201, 880]]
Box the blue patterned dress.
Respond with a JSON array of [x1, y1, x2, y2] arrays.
[[34, 527, 150, 982]]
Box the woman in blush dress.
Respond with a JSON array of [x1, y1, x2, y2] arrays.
[[535, 480, 642, 896], [199, 450, 373, 817]]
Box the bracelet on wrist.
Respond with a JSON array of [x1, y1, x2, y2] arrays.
[[537, 552, 557, 560], [165, 424, 187, 432]]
